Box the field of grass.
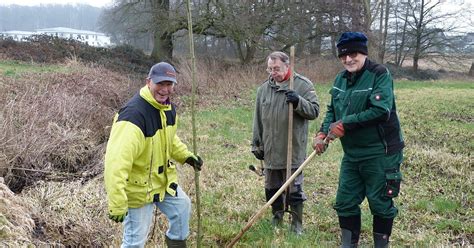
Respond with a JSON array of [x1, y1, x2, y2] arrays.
[[173, 80, 473, 247], [0, 60, 73, 77], [0, 61, 472, 247]]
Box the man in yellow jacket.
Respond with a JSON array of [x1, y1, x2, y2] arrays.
[[104, 62, 203, 248]]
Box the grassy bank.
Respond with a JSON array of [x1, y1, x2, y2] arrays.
[[0, 60, 472, 247]]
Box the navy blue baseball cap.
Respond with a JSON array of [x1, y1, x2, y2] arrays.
[[336, 32, 368, 57], [148, 62, 177, 84]]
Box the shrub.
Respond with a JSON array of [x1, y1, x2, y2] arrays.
[[0, 65, 138, 192], [0, 35, 153, 74]]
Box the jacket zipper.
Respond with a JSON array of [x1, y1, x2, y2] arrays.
[[147, 138, 154, 200]]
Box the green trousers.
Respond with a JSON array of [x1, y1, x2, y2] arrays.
[[334, 151, 403, 218]]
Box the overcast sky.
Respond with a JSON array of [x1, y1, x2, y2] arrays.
[[0, 0, 113, 8]]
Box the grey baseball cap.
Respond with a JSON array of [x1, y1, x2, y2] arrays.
[[148, 62, 177, 84]]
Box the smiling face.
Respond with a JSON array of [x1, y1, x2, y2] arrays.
[[339, 52, 367, 73], [146, 79, 175, 104]]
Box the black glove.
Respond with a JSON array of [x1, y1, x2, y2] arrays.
[[186, 155, 203, 171], [252, 150, 264, 160], [285, 90, 300, 107]]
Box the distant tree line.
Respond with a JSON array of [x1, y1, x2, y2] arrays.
[[100, 0, 473, 72], [0, 4, 102, 32]]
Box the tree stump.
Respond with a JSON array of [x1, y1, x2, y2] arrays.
[[469, 62, 474, 77]]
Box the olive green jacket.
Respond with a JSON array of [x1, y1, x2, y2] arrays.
[[252, 73, 319, 169]]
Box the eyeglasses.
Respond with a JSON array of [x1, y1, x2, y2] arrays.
[[266, 66, 285, 73], [339, 52, 358, 61]]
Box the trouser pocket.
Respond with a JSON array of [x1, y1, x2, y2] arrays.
[[383, 168, 402, 198]]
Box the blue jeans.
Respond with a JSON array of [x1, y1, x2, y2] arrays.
[[121, 186, 191, 248]]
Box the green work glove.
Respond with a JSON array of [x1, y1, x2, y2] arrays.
[[108, 212, 127, 223], [186, 155, 203, 171]]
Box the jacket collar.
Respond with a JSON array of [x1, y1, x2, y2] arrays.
[[268, 72, 298, 91], [139, 86, 172, 110]]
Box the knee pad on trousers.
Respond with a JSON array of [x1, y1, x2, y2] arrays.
[[373, 215, 394, 236], [339, 215, 361, 244], [265, 188, 284, 213], [288, 185, 306, 205]]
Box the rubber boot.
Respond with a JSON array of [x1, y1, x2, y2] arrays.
[[272, 208, 284, 227], [290, 203, 303, 235], [373, 216, 393, 248], [373, 233, 389, 248], [341, 228, 358, 248], [165, 236, 187, 248], [266, 188, 284, 227], [338, 215, 361, 248]]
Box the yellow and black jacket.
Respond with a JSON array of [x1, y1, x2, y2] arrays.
[[104, 86, 194, 216]]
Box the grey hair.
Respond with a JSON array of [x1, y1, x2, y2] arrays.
[[267, 51, 289, 65]]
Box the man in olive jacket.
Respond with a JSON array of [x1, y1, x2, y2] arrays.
[[104, 62, 203, 248], [313, 32, 404, 248], [252, 51, 319, 235]]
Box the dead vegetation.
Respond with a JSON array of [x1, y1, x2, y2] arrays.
[[0, 63, 138, 192], [0, 177, 35, 244]]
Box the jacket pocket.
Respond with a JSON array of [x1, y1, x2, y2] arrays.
[[347, 90, 371, 114], [383, 168, 402, 198], [127, 174, 148, 187], [332, 90, 346, 116]]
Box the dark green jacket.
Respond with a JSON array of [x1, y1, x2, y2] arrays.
[[252, 73, 319, 169], [320, 59, 404, 161]]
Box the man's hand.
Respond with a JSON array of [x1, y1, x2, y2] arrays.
[[312, 132, 327, 155], [186, 155, 203, 171], [328, 120, 345, 139], [285, 90, 300, 107], [108, 212, 127, 223], [252, 150, 264, 160]]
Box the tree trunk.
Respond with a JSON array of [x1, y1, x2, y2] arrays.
[[310, 14, 323, 56], [396, 3, 409, 67], [381, 0, 390, 62], [412, 0, 425, 72], [243, 41, 257, 64], [151, 30, 173, 61], [150, 0, 172, 61], [469, 62, 474, 77], [377, 0, 384, 63]]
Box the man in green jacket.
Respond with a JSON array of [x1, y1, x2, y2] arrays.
[[104, 62, 203, 248], [252, 51, 319, 235], [313, 32, 404, 248]]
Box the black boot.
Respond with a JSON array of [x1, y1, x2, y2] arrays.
[[341, 228, 358, 248], [373, 216, 393, 248], [373, 232, 389, 248], [165, 235, 187, 248], [266, 188, 284, 227], [338, 215, 361, 248], [290, 203, 303, 235]]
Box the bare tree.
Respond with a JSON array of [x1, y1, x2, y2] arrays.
[[387, 0, 466, 72]]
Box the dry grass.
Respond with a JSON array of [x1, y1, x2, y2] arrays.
[[3, 58, 470, 247], [0, 62, 138, 192], [0, 177, 35, 244]]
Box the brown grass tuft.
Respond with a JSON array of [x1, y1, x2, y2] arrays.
[[0, 177, 35, 244], [0, 64, 140, 192]]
